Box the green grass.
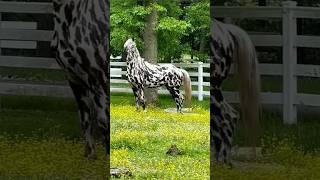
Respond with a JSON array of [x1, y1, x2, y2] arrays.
[[110, 95, 209, 179], [233, 111, 320, 152], [111, 92, 210, 109], [214, 137, 320, 179], [0, 94, 209, 179], [0, 93, 320, 179], [0, 136, 108, 179], [0, 67, 67, 82], [0, 96, 79, 138]]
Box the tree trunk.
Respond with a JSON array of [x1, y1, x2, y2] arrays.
[[143, 4, 158, 105], [199, 31, 207, 53]]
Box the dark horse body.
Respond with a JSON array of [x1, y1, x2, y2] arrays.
[[123, 39, 192, 113], [51, 0, 110, 162]]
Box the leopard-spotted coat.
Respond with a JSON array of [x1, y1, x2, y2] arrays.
[[210, 19, 260, 166], [123, 39, 192, 113], [51, 0, 110, 162]]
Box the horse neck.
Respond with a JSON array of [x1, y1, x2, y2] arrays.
[[126, 48, 144, 67]]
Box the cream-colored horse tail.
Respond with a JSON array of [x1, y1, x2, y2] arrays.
[[181, 69, 192, 108], [229, 24, 261, 154]]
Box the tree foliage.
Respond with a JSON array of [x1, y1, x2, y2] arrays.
[[185, 1, 210, 62], [111, 0, 210, 62]]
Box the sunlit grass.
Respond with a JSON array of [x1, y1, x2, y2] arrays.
[[0, 94, 209, 179], [1, 94, 320, 179], [110, 104, 210, 179]]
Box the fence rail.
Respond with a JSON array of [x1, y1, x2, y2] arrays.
[[212, 1, 320, 124]]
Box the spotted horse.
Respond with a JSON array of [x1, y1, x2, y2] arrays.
[[210, 19, 260, 166], [51, 0, 110, 162], [122, 39, 192, 113]]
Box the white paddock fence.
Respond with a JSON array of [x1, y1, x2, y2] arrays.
[[0, 2, 209, 106], [111, 59, 209, 101], [213, 1, 320, 124]]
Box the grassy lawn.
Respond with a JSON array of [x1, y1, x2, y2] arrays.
[[0, 136, 108, 179], [110, 94, 209, 179], [214, 136, 320, 179], [0, 93, 320, 179], [0, 94, 209, 179], [0, 97, 109, 179]]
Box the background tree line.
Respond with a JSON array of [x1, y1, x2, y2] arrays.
[[110, 0, 210, 103], [111, 0, 210, 63]]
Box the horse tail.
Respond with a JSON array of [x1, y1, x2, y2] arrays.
[[181, 69, 192, 108], [231, 25, 261, 156]]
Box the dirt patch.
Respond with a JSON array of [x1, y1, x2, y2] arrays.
[[164, 108, 197, 115], [166, 144, 183, 156]]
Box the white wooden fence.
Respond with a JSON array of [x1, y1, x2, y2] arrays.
[[0, 2, 209, 103], [212, 1, 320, 124], [110, 59, 209, 101]]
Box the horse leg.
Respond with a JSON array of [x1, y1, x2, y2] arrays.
[[94, 90, 110, 163], [167, 86, 183, 113], [68, 80, 96, 160], [221, 101, 239, 166], [137, 88, 146, 111], [132, 86, 140, 111], [211, 70, 233, 165], [211, 87, 229, 164], [176, 88, 184, 113]]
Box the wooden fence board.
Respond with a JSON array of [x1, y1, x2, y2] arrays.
[[0, 82, 72, 97], [0, 40, 37, 49], [0, 2, 52, 14], [296, 36, 320, 48], [1, 21, 37, 30], [0, 56, 58, 69], [0, 29, 52, 41], [296, 64, 320, 78]]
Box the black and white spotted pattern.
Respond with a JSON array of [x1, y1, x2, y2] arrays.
[[210, 19, 260, 166], [51, 0, 110, 161], [123, 39, 192, 113]]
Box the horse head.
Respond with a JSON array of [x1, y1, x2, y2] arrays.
[[123, 38, 136, 51], [123, 38, 140, 63]]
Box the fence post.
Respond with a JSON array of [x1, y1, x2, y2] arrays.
[[197, 61, 203, 101], [282, 1, 297, 124]]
